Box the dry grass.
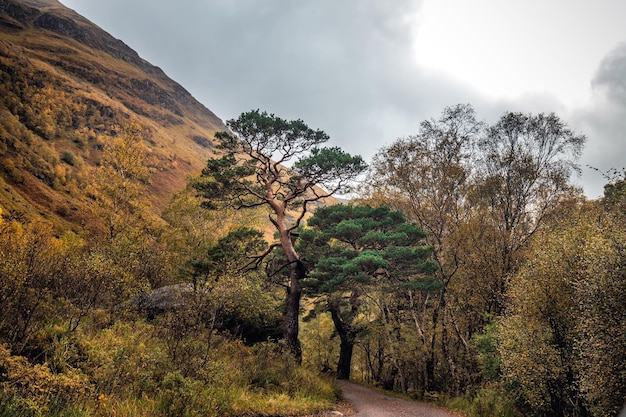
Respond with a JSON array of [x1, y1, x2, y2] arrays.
[[0, 2, 226, 231]]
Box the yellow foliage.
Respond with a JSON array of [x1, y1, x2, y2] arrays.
[[88, 123, 160, 240], [301, 311, 338, 371], [0, 344, 91, 410], [499, 204, 626, 416]]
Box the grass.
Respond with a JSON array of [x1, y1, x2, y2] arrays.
[[440, 385, 523, 417], [0, 318, 339, 417]]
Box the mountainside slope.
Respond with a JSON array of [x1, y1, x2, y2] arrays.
[[0, 0, 226, 232]]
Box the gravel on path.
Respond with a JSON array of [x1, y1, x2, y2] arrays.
[[333, 380, 461, 417]]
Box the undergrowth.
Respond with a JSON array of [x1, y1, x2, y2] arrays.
[[0, 318, 337, 417], [441, 385, 523, 417]]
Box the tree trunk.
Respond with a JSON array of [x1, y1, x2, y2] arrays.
[[441, 312, 461, 395], [426, 286, 446, 391], [336, 338, 354, 380], [283, 259, 304, 364], [329, 301, 355, 380]]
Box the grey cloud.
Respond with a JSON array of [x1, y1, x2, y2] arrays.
[[592, 42, 626, 105], [60, 0, 621, 198], [571, 43, 626, 197], [60, 2, 493, 139], [62, 0, 487, 161]]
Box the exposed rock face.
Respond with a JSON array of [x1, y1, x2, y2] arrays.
[[35, 12, 81, 36], [0, 0, 38, 27], [135, 283, 198, 317], [135, 283, 284, 345], [2, 0, 160, 73]]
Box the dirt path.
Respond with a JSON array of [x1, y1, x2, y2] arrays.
[[335, 381, 459, 417]]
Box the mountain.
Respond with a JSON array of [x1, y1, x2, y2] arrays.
[[0, 0, 226, 232]]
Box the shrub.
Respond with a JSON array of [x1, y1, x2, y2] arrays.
[[0, 344, 91, 415], [191, 135, 212, 148], [469, 386, 522, 417], [156, 371, 206, 417], [60, 150, 75, 166], [445, 385, 522, 417]]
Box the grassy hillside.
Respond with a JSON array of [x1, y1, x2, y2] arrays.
[[0, 0, 226, 233]]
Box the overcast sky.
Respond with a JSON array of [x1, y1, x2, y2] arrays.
[[59, 0, 626, 199]]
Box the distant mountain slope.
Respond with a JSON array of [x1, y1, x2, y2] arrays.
[[0, 0, 226, 232]]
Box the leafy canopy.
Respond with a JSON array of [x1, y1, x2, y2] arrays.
[[193, 110, 367, 222], [299, 204, 438, 293]]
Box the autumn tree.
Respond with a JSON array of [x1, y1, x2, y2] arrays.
[[576, 172, 626, 417], [498, 196, 625, 417], [87, 122, 177, 295], [162, 185, 265, 283], [601, 168, 626, 213], [90, 123, 154, 240], [0, 219, 63, 350], [472, 111, 585, 313], [365, 104, 482, 391], [298, 204, 435, 380], [0, 218, 131, 349], [193, 110, 367, 361], [364, 106, 586, 395]]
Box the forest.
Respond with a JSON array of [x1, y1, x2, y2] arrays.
[[0, 104, 625, 417]]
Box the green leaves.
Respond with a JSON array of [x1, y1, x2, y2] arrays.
[[293, 147, 367, 194], [298, 203, 436, 380], [226, 110, 330, 160], [193, 110, 366, 219], [300, 204, 435, 293], [193, 151, 255, 210], [306, 205, 428, 252]]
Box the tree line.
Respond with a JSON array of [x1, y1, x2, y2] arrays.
[[0, 105, 624, 417], [356, 105, 624, 417], [193, 106, 624, 416]]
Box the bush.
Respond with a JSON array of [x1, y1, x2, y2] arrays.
[[445, 385, 522, 417], [0, 344, 91, 415], [469, 387, 522, 417], [156, 371, 208, 417], [60, 150, 75, 166]]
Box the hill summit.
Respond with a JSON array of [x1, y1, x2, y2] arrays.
[[0, 0, 226, 232]]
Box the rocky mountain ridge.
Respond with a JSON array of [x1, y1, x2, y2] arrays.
[[0, 0, 227, 232]]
